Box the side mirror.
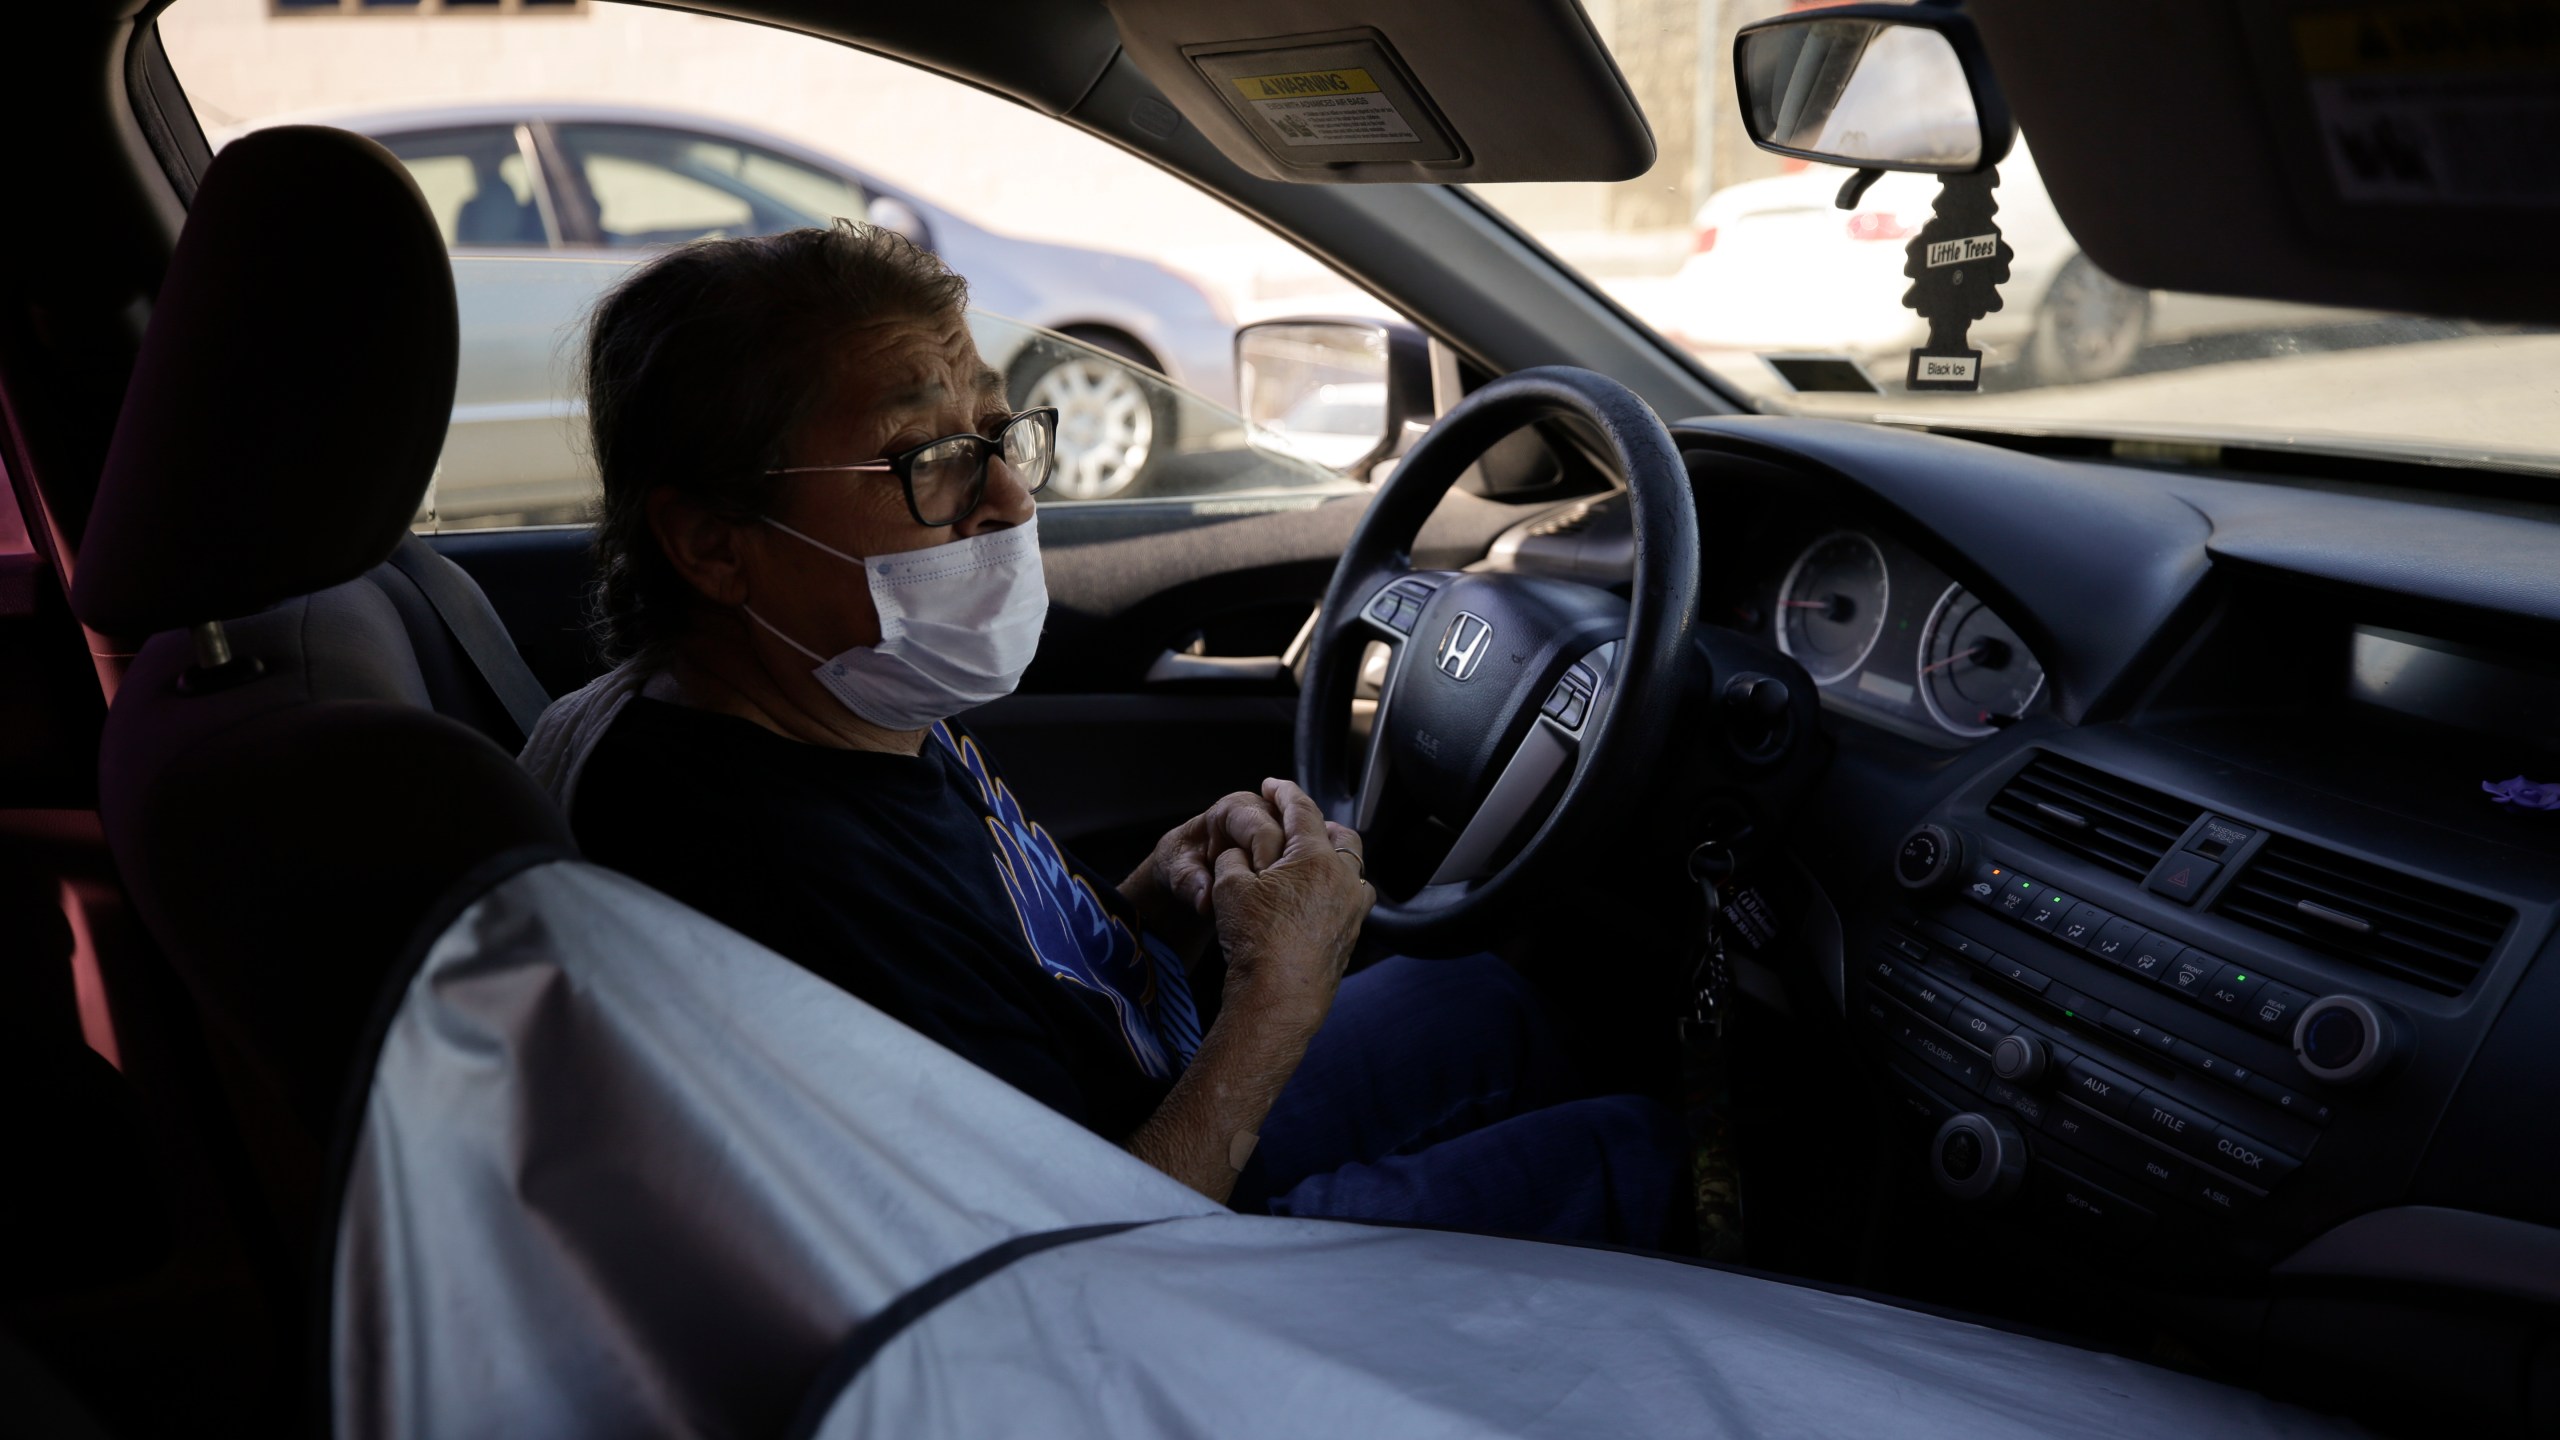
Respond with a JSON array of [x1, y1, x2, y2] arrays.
[[1733, 4, 2014, 173], [1236, 318, 1433, 475]]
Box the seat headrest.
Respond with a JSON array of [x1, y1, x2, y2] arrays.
[[72, 126, 458, 638]]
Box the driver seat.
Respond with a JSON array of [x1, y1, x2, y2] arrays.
[[67, 125, 574, 1239]]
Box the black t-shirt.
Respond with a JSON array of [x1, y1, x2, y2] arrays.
[[572, 698, 1202, 1141]]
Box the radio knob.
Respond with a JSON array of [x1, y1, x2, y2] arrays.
[[1894, 824, 1965, 892], [2294, 994, 2397, 1086], [1991, 1032, 2048, 1084], [1931, 1112, 2027, 1203]]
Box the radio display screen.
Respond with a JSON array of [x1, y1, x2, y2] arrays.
[[2349, 626, 2560, 746]]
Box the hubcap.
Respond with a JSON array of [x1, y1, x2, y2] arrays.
[[1026, 357, 1155, 499]]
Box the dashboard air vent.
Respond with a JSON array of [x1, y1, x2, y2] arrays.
[[1987, 754, 2204, 881], [2214, 836, 2510, 996]]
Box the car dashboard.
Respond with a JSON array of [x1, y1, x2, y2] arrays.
[[1485, 412, 2560, 1427]]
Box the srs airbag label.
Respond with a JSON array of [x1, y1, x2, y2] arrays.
[[1231, 68, 1421, 146]]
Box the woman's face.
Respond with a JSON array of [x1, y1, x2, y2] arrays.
[[742, 310, 1036, 657]]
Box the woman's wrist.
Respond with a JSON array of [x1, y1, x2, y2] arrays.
[[1218, 948, 1336, 1041]]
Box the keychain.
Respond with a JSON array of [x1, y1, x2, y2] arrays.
[[1683, 837, 1747, 1260], [1684, 839, 1737, 1041]]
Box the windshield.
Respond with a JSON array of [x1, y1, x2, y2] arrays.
[[1468, 21, 2557, 473]]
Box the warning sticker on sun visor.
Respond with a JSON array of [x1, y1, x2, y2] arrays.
[[1230, 68, 1421, 146], [2291, 4, 2560, 208]]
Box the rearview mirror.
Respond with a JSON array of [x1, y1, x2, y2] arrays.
[[1734, 5, 2013, 173], [1236, 318, 1432, 475]]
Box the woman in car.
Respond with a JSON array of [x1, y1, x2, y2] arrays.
[[520, 220, 1683, 1244]]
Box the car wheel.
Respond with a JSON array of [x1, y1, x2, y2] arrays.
[[1011, 330, 1174, 501], [2030, 255, 2149, 385]]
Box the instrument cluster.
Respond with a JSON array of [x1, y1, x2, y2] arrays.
[[1765, 529, 2045, 742]]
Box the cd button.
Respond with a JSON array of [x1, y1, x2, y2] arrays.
[[1950, 999, 2014, 1048]]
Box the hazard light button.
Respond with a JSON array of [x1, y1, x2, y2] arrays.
[[2145, 854, 2222, 905]]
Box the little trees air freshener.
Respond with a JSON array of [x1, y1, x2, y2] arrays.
[[1902, 168, 2014, 392]]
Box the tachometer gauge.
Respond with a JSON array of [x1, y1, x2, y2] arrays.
[[1918, 584, 2045, 737], [1775, 531, 1890, 685]]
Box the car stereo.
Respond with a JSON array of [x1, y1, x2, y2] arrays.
[[1839, 747, 2471, 1263]]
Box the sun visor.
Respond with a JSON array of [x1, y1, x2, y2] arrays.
[[1103, 0, 1654, 183], [1971, 0, 2560, 324]]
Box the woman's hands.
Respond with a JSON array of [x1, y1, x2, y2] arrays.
[[1124, 779, 1362, 972], [1122, 778, 1373, 1201], [1209, 779, 1371, 1039]]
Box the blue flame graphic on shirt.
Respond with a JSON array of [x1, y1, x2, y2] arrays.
[[933, 724, 1202, 1079]]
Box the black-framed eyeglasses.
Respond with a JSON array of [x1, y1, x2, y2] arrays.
[[767, 407, 1057, 527]]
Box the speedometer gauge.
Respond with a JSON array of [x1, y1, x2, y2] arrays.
[[1918, 584, 2045, 737], [1775, 531, 1890, 685]]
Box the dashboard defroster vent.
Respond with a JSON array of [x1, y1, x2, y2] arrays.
[[2215, 836, 2510, 996], [1986, 754, 2203, 881]]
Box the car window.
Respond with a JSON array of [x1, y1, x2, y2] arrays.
[[553, 124, 828, 246], [161, 0, 1398, 529], [1459, 10, 2540, 471], [377, 126, 551, 249]]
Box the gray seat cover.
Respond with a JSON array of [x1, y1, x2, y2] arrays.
[[331, 862, 2359, 1439]]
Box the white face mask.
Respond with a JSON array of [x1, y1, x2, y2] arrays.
[[744, 513, 1048, 731]]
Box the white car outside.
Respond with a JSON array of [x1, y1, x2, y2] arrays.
[[1658, 147, 2357, 390]]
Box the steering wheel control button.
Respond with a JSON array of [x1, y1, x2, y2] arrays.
[[2055, 901, 2113, 948], [2201, 963, 2269, 1018], [2146, 854, 2222, 904], [2063, 1056, 2138, 1118], [2087, 917, 2148, 967], [2295, 994, 2393, 1085], [1932, 1113, 2026, 1202], [1990, 1032, 2049, 1084], [1895, 824, 1962, 890]]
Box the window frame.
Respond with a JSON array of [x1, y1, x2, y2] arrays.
[[541, 120, 877, 251], [373, 120, 566, 252]]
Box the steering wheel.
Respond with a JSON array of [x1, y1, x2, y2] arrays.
[[1297, 366, 1699, 954]]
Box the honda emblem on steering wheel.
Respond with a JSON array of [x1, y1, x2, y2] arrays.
[[1436, 612, 1494, 680]]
